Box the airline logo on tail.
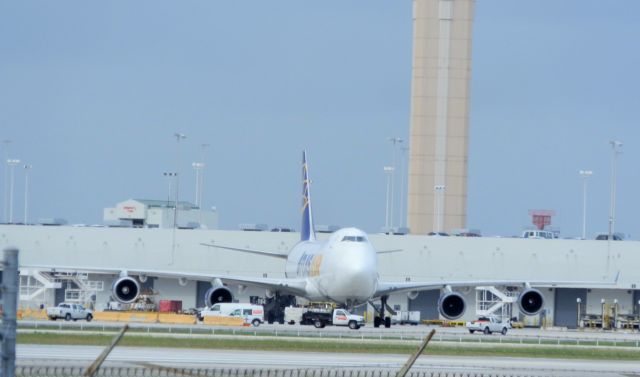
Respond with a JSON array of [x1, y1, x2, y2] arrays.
[[300, 151, 316, 242]]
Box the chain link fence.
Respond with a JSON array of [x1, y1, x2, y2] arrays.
[[15, 366, 546, 377]]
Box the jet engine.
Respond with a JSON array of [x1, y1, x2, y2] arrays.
[[112, 276, 140, 304], [438, 291, 466, 320], [518, 288, 544, 316], [204, 285, 233, 307]]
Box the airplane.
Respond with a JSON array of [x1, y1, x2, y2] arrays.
[[110, 150, 614, 327], [30, 151, 617, 328]]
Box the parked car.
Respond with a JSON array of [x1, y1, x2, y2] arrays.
[[47, 303, 93, 321], [521, 230, 555, 239], [595, 233, 624, 241]]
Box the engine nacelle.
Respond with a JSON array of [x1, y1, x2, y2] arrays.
[[438, 291, 466, 320], [112, 276, 140, 304], [204, 286, 233, 307], [518, 288, 544, 316]]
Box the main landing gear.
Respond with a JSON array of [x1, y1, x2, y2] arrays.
[[373, 295, 392, 328], [264, 293, 296, 324]]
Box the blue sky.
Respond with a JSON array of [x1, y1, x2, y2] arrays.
[[1, 1, 638, 238]]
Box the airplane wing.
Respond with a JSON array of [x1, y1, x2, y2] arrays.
[[200, 243, 289, 259], [22, 265, 308, 297], [145, 269, 308, 296], [376, 249, 403, 254], [374, 274, 620, 298]]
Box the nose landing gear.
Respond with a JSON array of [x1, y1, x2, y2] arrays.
[[373, 295, 392, 328]]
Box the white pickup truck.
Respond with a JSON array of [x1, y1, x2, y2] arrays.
[[466, 316, 510, 335], [47, 303, 93, 322], [298, 308, 365, 330]]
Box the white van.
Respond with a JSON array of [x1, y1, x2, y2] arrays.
[[198, 303, 265, 327]]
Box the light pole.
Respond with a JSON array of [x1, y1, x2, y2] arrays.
[[6, 159, 20, 224], [170, 133, 186, 266], [383, 166, 394, 232], [576, 297, 582, 329], [198, 143, 210, 208], [23, 164, 32, 224], [2, 140, 12, 223], [173, 133, 186, 229], [579, 170, 592, 239], [387, 137, 403, 229], [608, 140, 622, 240], [613, 298, 618, 330], [163, 172, 176, 205]]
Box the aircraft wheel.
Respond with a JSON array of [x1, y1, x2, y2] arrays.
[[384, 316, 391, 328], [374, 316, 381, 328]]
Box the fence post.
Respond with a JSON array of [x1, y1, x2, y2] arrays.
[[1, 247, 19, 377]]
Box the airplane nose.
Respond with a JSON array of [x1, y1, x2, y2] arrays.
[[346, 266, 376, 295], [334, 248, 377, 299]]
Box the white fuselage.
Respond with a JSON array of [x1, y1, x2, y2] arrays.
[[284, 228, 378, 306]]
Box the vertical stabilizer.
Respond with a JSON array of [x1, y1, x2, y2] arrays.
[[301, 150, 316, 242]]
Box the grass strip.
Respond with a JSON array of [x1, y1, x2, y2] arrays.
[[18, 333, 640, 361]]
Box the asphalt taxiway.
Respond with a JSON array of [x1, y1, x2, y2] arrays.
[[17, 344, 640, 377]]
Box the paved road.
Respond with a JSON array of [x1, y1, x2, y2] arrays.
[[17, 344, 640, 377]]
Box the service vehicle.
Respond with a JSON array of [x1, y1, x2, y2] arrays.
[[300, 308, 365, 330], [198, 303, 264, 327], [284, 302, 334, 325], [46, 303, 93, 322], [466, 316, 510, 335], [391, 310, 421, 325], [284, 306, 306, 325]]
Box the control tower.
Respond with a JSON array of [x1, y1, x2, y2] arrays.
[[407, 0, 475, 234]]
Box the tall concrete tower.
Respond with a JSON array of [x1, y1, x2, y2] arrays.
[[407, 0, 474, 234]]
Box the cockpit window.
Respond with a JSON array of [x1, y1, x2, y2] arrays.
[[341, 235, 366, 242]]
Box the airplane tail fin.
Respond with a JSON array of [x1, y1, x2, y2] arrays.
[[300, 150, 316, 242]]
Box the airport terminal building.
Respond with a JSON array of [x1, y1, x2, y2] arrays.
[[2, 222, 639, 329]]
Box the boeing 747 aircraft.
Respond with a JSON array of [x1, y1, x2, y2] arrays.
[[110, 151, 601, 327], [29, 151, 615, 328]]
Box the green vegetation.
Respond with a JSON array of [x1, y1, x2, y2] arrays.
[[18, 332, 640, 361]]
